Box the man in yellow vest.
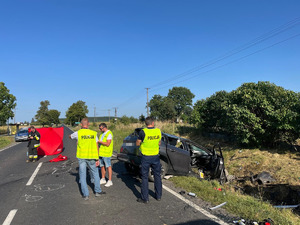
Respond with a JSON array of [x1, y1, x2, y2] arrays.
[[69, 118, 105, 200], [98, 123, 114, 187], [136, 117, 162, 203]]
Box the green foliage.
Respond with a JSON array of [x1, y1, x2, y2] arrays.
[[139, 114, 145, 122], [0, 136, 14, 149], [35, 101, 61, 126], [119, 115, 138, 125], [35, 100, 50, 126], [191, 82, 300, 147], [48, 109, 61, 126], [0, 82, 16, 125], [65, 100, 88, 125], [167, 86, 195, 118], [149, 94, 176, 121]]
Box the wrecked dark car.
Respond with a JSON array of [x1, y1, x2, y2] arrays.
[[117, 128, 226, 183]]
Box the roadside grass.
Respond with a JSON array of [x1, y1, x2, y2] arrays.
[[171, 176, 300, 224], [0, 136, 15, 149]]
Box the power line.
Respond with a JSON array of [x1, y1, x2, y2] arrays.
[[148, 17, 300, 89], [150, 32, 300, 92]]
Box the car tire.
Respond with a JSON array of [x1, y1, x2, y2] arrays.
[[148, 160, 168, 182]]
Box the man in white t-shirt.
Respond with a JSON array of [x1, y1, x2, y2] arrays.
[[98, 123, 114, 187]]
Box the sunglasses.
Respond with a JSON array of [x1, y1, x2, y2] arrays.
[[99, 127, 104, 130]]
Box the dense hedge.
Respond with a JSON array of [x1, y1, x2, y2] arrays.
[[190, 81, 300, 147]]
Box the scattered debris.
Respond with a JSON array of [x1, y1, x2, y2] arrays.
[[198, 169, 204, 179], [233, 218, 274, 225], [163, 175, 173, 180], [233, 219, 246, 225], [235, 171, 276, 185], [187, 192, 196, 197], [213, 187, 222, 191], [209, 201, 227, 210], [179, 191, 185, 195], [274, 204, 300, 209], [252, 171, 276, 185]]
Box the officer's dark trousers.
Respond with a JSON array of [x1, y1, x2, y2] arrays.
[[140, 154, 162, 201]]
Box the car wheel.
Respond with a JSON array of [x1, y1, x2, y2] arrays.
[[148, 160, 168, 182]]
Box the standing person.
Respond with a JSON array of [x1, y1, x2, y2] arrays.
[[69, 118, 105, 200], [136, 117, 162, 203], [27, 126, 40, 162], [98, 123, 114, 187]]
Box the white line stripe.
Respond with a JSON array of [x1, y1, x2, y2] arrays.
[[162, 185, 229, 225], [0, 142, 21, 153], [2, 209, 18, 225], [26, 162, 43, 186]]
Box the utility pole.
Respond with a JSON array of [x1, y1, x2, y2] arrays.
[[94, 106, 96, 123], [108, 109, 111, 122], [112, 107, 118, 120], [14, 108, 16, 124], [146, 88, 150, 117]]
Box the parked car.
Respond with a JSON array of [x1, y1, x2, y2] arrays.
[[15, 128, 29, 142], [117, 128, 226, 183]]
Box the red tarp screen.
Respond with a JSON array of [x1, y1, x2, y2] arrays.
[[35, 127, 64, 156]]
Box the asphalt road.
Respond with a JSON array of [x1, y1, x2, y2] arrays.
[[0, 126, 229, 225]]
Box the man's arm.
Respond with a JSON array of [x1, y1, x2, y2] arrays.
[[136, 130, 144, 146], [136, 139, 142, 146], [69, 132, 78, 140], [98, 139, 111, 147]]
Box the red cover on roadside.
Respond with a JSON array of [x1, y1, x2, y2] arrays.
[[36, 127, 64, 156]]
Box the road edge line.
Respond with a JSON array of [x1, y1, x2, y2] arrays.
[[2, 209, 18, 225], [162, 184, 229, 225], [26, 162, 43, 186]]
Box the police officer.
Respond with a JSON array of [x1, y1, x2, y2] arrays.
[[136, 117, 162, 203], [69, 118, 105, 200], [27, 126, 40, 162]]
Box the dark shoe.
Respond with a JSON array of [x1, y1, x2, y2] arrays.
[[95, 192, 106, 197], [156, 198, 161, 201], [137, 198, 149, 204]]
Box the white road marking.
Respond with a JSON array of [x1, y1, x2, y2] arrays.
[[26, 162, 43, 186], [162, 185, 230, 225], [2, 209, 18, 225], [0, 142, 21, 153]]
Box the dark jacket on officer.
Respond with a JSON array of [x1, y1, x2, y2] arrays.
[[28, 130, 41, 149]]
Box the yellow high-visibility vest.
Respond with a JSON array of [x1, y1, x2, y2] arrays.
[[77, 129, 98, 159], [140, 128, 161, 156], [99, 130, 113, 157]]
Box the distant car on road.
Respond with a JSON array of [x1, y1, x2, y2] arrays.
[[117, 128, 226, 183], [15, 128, 29, 142]]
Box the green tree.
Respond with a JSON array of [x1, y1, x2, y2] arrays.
[[149, 95, 176, 121], [65, 100, 88, 125], [167, 87, 195, 119], [191, 82, 300, 147], [139, 114, 146, 122], [0, 82, 16, 125], [35, 100, 50, 127], [119, 115, 131, 125], [48, 109, 61, 126]]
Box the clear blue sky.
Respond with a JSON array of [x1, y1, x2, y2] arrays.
[[1, 0, 300, 123]]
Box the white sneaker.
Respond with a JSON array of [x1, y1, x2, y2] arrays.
[[100, 178, 106, 184], [104, 180, 113, 187]]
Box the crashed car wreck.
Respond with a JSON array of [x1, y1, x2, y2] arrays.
[[117, 128, 226, 183]]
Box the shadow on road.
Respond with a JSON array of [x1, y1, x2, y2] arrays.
[[113, 160, 157, 199]]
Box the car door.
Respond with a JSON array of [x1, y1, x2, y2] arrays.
[[165, 135, 191, 174]]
